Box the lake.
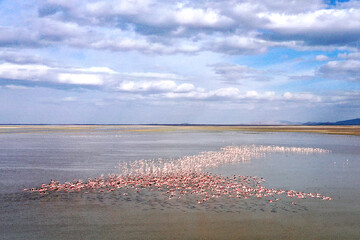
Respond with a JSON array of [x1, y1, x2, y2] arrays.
[[1, 126, 359, 239]]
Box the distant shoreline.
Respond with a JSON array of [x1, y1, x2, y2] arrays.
[[0, 124, 359, 136]]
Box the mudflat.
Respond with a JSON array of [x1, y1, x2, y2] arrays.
[[1, 124, 359, 136]]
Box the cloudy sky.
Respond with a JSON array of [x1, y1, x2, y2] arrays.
[[0, 0, 360, 124]]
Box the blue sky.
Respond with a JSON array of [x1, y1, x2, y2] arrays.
[[0, 0, 360, 124]]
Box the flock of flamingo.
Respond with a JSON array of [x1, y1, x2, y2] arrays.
[[26, 145, 333, 204]]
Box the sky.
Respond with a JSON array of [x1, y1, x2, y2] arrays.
[[0, 0, 360, 124]]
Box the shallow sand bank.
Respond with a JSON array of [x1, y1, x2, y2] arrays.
[[0, 124, 360, 136]]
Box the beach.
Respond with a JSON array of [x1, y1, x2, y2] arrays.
[[1, 124, 359, 136]]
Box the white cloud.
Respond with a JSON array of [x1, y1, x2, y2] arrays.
[[76, 67, 117, 74], [123, 72, 184, 80], [4, 0, 359, 56], [173, 7, 233, 28], [57, 73, 104, 85], [1, 0, 360, 124], [0, 27, 39, 47], [91, 38, 166, 53], [175, 83, 195, 92], [61, 96, 77, 102], [258, 8, 360, 46], [338, 52, 360, 59], [1, 0, 355, 59], [0, 60, 352, 108], [0, 61, 192, 90], [35, 18, 86, 40], [0, 63, 111, 86], [118, 82, 326, 105], [117, 80, 177, 92], [257, 0, 325, 13], [210, 34, 273, 55], [318, 60, 360, 82], [315, 55, 331, 61], [85, 0, 153, 17], [4, 85, 29, 90], [0, 51, 46, 64], [259, 8, 360, 33], [211, 63, 269, 83], [283, 92, 322, 102], [45, 0, 77, 8], [245, 90, 259, 98], [0, 63, 51, 81], [163, 89, 326, 104], [0, 60, 324, 105], [212, 87, 241, 98]]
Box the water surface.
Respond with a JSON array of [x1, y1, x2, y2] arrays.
[[1, 127, 359, 239]]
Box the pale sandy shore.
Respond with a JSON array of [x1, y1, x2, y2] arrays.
[[0, 124, 360, 136]]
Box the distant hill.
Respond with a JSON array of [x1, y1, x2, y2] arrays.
[[335, 118, 360, 125], [304, 118, 360, 125], [277, 120, 303, 125]]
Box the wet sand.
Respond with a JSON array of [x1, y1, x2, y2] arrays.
[[1, 124, 359, 136]]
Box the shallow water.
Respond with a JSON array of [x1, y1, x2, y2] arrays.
[[0, 127, 359, 239]]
